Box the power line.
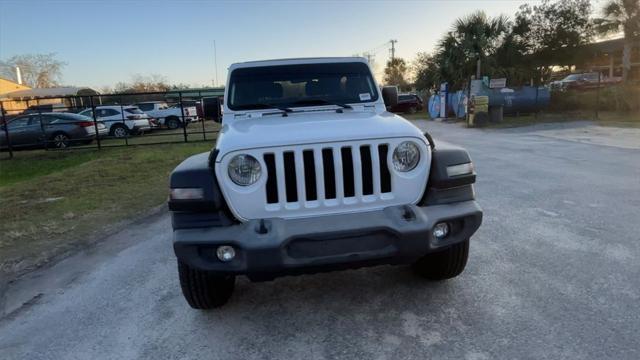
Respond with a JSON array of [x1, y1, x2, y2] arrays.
[[213, 40, 219, 87], [390, 39, 398, 61], [359, 41, 392, 58]]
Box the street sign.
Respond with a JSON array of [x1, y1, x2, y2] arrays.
[[489, 78, 507, 88]]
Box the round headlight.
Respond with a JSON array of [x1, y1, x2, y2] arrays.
[[228, 154, 261, 186], [392, 141, 420, 172]]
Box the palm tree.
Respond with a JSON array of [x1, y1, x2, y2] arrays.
[[594, 0, 640, 82], [452, 11, 509, 78], [433, 12, 510, 88]]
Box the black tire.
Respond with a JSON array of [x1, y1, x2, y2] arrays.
[[50, 132, 70, 148], [177, 260, 235, 309], [166, 117, 181, 130], [412, 239, 469, 280], [110, 124, 129, 138]]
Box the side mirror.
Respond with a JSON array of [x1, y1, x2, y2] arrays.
[[202, 97, 222, 123], [382, 86, 398, 108]]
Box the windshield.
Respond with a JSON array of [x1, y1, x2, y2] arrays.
[[227, 62, 378, 111], [53, 113, 93, 121], [124, 107, 144, 114], [563, 74, 581, 81]]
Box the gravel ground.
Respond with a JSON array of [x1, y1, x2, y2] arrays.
[[1, 120, 639, 360]]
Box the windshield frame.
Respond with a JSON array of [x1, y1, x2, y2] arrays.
[[226, 61, 380, 112]]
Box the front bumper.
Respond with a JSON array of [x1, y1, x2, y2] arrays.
[[174, 200, 482, 279]]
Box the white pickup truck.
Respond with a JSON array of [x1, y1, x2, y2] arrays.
[[135, 101, 197, 129], [168, 57, 482, 309]]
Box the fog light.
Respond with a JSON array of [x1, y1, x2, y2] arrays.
[[216, 245, 236, 262], [433, 222, 450, 240]]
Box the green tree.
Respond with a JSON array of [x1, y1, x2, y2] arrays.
[[514, 0, 594, 79], [594, 0, 640, 82], [431, 11, 510, 88], [452, 11, 509, 78], [383, 58, 410, 90], [412, 52, 440, 91]]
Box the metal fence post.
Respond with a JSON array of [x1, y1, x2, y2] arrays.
[[37, 109, 48, 150], [535, 86, 539, 119], [90, 95, 101, 150], [1, 102, 13, 159], [120, 103, 129, 146], [199, 90, 206, 141], [595, 72, 601, 120], [179, 92, 188, 143]]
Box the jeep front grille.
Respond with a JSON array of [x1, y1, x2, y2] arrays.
[[263, 144, 392, 205], [216, 138, 430, 221]]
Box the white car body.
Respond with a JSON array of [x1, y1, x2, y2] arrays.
[[78, 106, 151, 137], [214, 57, 432, 221], [136, 102, 197, 128]]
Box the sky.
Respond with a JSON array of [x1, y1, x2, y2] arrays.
[[0, 0, 548, 89]]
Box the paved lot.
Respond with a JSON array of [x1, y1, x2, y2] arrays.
[[1, 120, 639, 359]]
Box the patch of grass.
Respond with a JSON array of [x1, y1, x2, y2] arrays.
[[400, 112, 431, 121], [0, 141, 213, 279], [76, 120, 221, 147], [481, 111, 640, 129], [594, 111, 640, 128], [0, 151, 100, 186]]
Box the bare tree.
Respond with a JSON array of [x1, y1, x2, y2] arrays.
[[0, 53, 66, 88], [130, 74, 170, 92], [109, 74, 171, 94]]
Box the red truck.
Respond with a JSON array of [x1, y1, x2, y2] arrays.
[[389, 94, 423, 114]]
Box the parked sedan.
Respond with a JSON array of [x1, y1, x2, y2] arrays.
[[389, 94, 424, 114], [78, 106, 152, 138], [0, 112, 108, 149]]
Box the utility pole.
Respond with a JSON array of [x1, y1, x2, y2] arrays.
[[389, 39, 397, 61], [364, 52, 373, 64], [213, 40, 219, 87]]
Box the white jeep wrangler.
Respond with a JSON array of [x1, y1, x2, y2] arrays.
[[168, 57, 482, 309]]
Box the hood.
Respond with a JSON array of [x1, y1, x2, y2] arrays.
[[215, 110, 426, 158]]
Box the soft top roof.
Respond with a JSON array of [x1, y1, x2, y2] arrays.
[[229, 57, 368, 71]]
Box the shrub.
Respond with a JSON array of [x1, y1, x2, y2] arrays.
[[549, 84, 640, 112]]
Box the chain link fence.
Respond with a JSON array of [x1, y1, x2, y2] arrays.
[[1, 91, 222, 159]]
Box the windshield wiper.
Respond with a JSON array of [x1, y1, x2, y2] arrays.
[[236, 103, 293, 116], [291, 99, 352, 110]]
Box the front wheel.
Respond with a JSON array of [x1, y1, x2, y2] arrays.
[[166, 117, 181, 130], [178, 260, 235, 309], [51, 133, 70, 148], [412, 239, 469, 280], [111, 124, 129, 138]]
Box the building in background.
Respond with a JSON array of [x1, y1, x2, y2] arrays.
[[582, 38, 640, 80], [1, 87, 100, 115], [0, 77, 33, 115]]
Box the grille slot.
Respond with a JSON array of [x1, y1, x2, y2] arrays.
[[378, 144, 392, 193], [322, 148, 337, 199], [283, 151, 298, 202], [263, 142, 394, 208], [303, 150, 317, 201], [264, 153, 278, 204], [360, 145, 374, 195], [341, 147, 355, 197]]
